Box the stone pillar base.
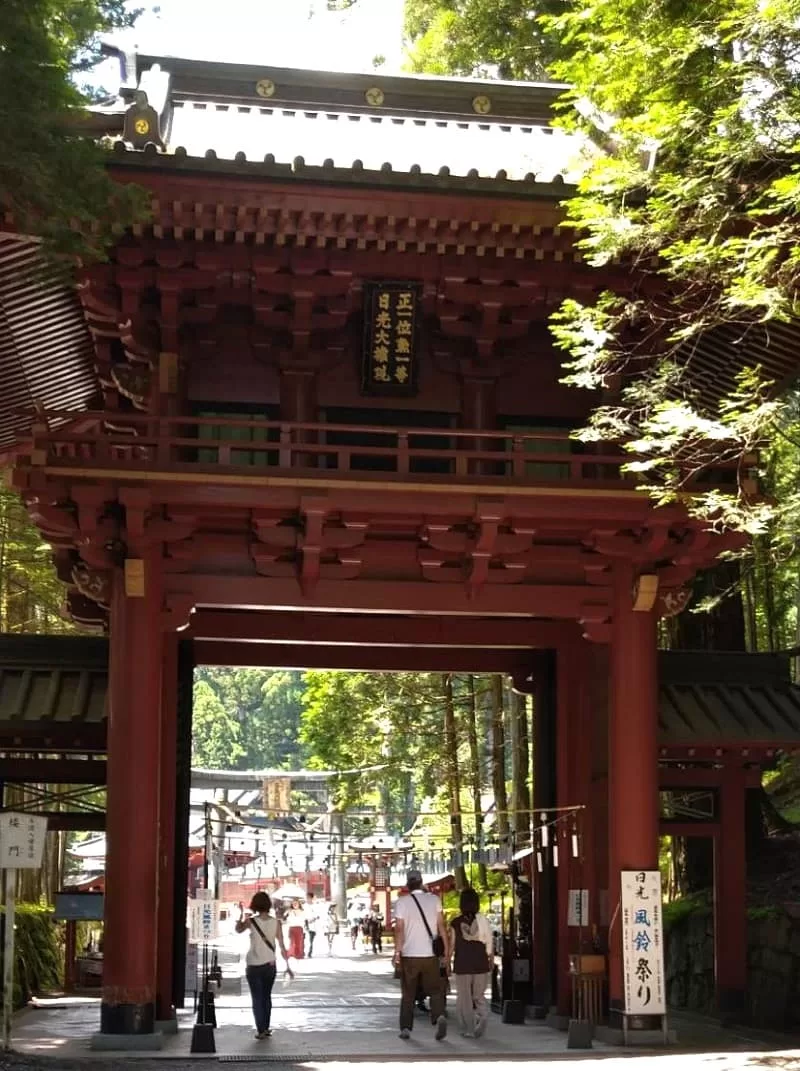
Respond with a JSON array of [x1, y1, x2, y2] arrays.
[[91, 1030, 164, 1051]]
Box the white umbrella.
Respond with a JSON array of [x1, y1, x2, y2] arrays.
[[271, 882, 307, 900]]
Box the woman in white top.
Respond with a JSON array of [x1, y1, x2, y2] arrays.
[[236, 892, 293, 1039], [285, 898, 306, 959]]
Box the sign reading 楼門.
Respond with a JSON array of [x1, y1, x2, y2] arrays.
[[620, 869, 666, 1016], [362, 282, 420, 395]]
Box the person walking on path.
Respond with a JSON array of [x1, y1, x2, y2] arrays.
[[449, 887, 493, 1038], [324, 904, 339, 954], [236, 892, 293, 1040], [286, 898, 306, 960], [304, 892, 320, 958], [392, 869, 449, 1041], [369, 904, 384, 954]]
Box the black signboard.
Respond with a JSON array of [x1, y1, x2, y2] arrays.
[[53, 892, 104, 921], [361, 282, 421, 396]]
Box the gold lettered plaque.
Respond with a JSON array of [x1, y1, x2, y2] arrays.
[[361, 282, 421, 396]]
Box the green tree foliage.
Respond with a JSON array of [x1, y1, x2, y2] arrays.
[[2, 0, 148, 259], [300, 670, 442, 814], [0, 486, 72, 632], [403, 0, 561, 78], [192, 668, 308, 770], [540, 2, 800, 533], [191, 678, 244, 769]]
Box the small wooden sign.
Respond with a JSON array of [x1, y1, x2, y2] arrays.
[[361, 282, 420, 396], [263, 777, 291, 815], [0, 813, 47, 869]]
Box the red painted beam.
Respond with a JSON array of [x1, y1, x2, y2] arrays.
[[0, 758, 107, 784], [168, 576, 609, 618], [194, 640, 542, 673], [660, 821, 718, 837], [659, 766, 762, 789], [189, 609, 568, 648]]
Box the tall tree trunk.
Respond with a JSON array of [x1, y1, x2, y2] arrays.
[[442, 673, 467, 890], [465, 675, 487, 888], [489, 675, 509, 842], [511, 691, 531, 842]]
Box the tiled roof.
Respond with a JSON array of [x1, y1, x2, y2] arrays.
[[659, 682, 800, 746], [162, 100, 583, 184], [0, 636, 108, 751], [659, 651, 800, 747], [0, 238, 99, 454], [93, 53, 588, 191]]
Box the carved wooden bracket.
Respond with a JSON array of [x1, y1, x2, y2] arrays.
[[162, 595, 196, 632], [111, 363, 151, 410], [66, 591, 107, 632], [71, 562, 111, 609], [657, 587, 692, 618]]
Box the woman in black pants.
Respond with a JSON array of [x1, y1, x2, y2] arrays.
[[236, 892, 293, 1039]]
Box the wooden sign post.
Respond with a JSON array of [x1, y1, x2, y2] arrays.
[[0, 814, 47, 1051]]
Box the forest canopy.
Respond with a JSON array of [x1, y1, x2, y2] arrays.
[[1, 0, 148, 259], [405, 1, 800, 556]]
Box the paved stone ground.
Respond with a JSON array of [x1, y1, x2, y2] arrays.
[[6, 930, 800, 1068]]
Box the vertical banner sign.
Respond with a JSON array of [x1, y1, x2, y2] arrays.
[[0, 814, 47, 1051], [188, 889, 220, 945], [621, 870, 666, 1015], [362, 282, 420, 395]]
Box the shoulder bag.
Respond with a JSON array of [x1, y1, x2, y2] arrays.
[[250, 917, 276, 958], [410, 893, 445, 957]]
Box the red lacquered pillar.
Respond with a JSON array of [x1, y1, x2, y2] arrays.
[[100, 551, 163, 1035], [155, 630, 178, 1024], [608, 565, 659, 1026]]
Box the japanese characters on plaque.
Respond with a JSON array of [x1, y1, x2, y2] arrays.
[[362, 282, 420, 395], [262, 776, 291, 815], [0, 813, 47, 870], [620, 869, 666, 1016], [188, 889, 220, 945], [567, 888, 589, 927]]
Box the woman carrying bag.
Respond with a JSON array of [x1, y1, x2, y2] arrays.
[[448, 888, 494, 1039], [236, 892, 294, 1039]]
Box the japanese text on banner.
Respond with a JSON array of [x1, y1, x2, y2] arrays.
[[620, 869, 665, 1016], [362, 284, 419, 394], [188, 896, 220, 945]]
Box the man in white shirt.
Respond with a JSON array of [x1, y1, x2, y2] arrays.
[[304, 893, 320, 958], [392, 869, 449, 1040]]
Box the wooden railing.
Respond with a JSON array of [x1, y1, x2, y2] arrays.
[[22, 410, 744, 492]]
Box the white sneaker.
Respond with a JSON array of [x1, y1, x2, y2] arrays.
[[399, 1028, 411, 1039]]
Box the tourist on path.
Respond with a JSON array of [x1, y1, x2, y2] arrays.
[[286, 898, 306, 959], [324, 904, 339, 953], [369, 904, 384, 954], [392, 869, 449, 1041], [305, 892, 320, 958], [449, 887, 493, 1038], [236, 892, 293, 1040]]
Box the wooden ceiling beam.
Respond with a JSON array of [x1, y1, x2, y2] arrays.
[[188, 609, 567, 647], [193, 639, 542, 673], [167, 574, 609, 618]]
